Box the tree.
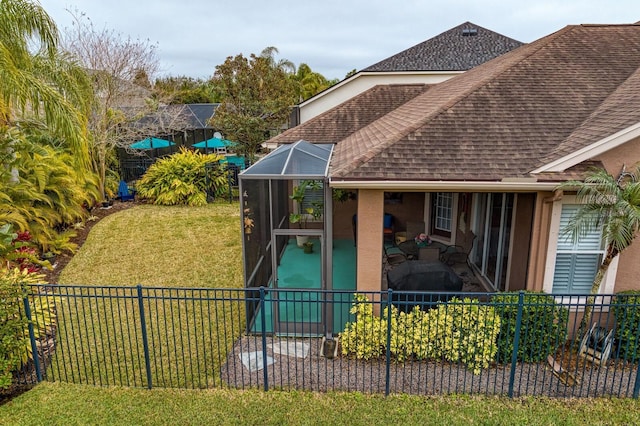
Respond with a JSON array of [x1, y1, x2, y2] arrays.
[[61, 9, 174, 199], [557, 165, 640, 333], [292, 63, 336, 102], [209, 47, 298, 162], [153, 76, 220, 104], [0, 0, 92, 167]]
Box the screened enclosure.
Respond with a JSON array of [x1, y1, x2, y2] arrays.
[[239, 141, 355, 338]]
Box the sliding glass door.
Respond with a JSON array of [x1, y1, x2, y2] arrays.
[[471, 193, 514, 291]]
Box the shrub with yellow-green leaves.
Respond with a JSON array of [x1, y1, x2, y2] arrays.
[[340, 294, 386, 360], [136, 148, 229, 206], [341, 295, 501, 375], [435, 298, 501, 374]]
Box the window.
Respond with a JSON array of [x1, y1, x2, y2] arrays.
[[431, 192, 452, 237], [552, 205, 604, 294]]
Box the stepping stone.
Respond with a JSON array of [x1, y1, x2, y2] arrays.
[[271, 341, 310, 358], [239, 351, 274, 372]]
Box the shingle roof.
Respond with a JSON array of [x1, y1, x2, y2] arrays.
[[362, 21, 524, 72], [273, 24, 640, 183], [174, 103, 219, 129], [269, 84, 432, 144]]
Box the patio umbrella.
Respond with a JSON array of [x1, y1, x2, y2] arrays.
[[192, 137, 235, 149], [130, 137, 175, 150]]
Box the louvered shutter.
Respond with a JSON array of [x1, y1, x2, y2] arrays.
[[552, 204, 603, 294]]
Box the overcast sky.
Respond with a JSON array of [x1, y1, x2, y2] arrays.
[[39, 0, 640, 81]]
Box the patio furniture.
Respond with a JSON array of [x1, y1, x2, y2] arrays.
[[383, 213, 395, 244], [117, 180, 135, 202], [386, 260, 463, 311], [397, 239, 447, 260], [419, 247, 441, 261], [384, 244, 407, 266], [441, 232, 476, 266]]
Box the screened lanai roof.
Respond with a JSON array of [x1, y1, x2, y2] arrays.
[[241, 140, 334, 179]]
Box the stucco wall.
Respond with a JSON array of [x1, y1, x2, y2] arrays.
[[356, 190, 384, 296], [526, 191, 555, 292], [594, 136, 640, 293], [299, 72, 458, 123], [508, 193, 535, 291]]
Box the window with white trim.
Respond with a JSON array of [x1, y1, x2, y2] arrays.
[[431, 192, 453, 237], [552, 204, 604, 294]]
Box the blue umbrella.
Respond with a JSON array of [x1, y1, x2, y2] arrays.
[[192, 137, 235, 149], [130, 137, 175, 150]]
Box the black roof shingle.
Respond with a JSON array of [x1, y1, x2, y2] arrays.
[[362, 21, 524, 72]]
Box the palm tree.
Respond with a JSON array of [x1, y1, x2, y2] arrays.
[[557, 165, 640, 334], [0, 0, 92, 167]]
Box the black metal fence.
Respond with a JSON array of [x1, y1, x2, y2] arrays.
[[13, 285, 640, 398]]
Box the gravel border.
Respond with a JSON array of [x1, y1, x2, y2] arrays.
[[221, 335, 638, 397]]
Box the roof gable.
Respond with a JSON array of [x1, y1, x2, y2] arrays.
[[363, 21, 524, 72], [330, 24, 640, 181]]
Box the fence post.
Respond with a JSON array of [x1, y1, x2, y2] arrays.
[[385, 289, 393, 396], [23, 296, 42, 383], [137, 285, 153, 389], [634, 354, 640, 398], [508, 291, 525, 398], [260, 286, 269, 391]]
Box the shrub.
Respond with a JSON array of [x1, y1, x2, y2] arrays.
[[0, 268, 54, 389], [491, 292, 568, 363], [612, 291, 640, 362], [136, 148, 229, 206], [340, 294, 386, 360], [341, 295, 501, 374]]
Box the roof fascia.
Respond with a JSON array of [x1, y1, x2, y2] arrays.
[[329, 179, 558, 192], [298, 70, 462, 108], [532, 121, 640, 173]]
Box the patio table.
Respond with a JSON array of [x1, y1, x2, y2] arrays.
[[397, 240, 447, 259]]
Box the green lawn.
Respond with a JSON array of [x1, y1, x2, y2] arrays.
[[3, 382, 640, 425], [60, 203, 243, 288], [46, 202, 245, 388]]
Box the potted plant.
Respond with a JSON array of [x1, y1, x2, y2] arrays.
[[302, 240, 314, 254]]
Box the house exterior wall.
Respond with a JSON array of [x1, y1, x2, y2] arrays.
[[356, 189, 384, 296], [594, 136, 640, 293], [526, 191, 555, 292], [299, 72, 459, 123], [508, 193, 536, 291]]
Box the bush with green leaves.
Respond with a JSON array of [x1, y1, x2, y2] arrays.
[[0, 268, 55, 389], [1, 127, 99, 254], [612, 291, 640, 362], [491, 292, 568, 363], [340, 294, 386, 360], [341, 295, 501, 374], [136, 148, 229, 206]]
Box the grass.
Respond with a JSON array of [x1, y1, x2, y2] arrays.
[[3, 382, 640, 425], [45, 202, 245, 388], [60, 202, 243, 288]]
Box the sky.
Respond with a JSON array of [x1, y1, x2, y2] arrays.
[[39, 0, 640, 81]]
